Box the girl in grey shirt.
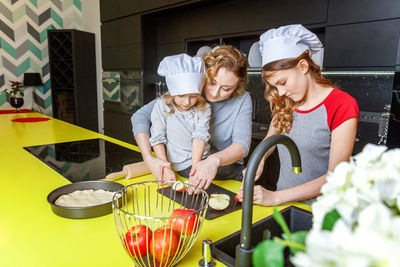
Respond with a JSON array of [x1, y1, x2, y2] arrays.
[[149, 54, 211, 181]]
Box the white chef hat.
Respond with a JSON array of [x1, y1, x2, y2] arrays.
[[259, 24, 323, 67], [158, 53, 205, 96]]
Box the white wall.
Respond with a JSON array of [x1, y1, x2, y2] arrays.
[[82, 0, 104, 134]]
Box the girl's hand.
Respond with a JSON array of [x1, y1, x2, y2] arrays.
[[161, 166, 176, 182], [145, 157, 172, 181], [237, 185, 279, 206], [242, 160, 265, 182], [187, 156, 220, 194]]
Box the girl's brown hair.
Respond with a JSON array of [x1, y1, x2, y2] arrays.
[[262, 51, 333, 134], [203, 45, 248, 97], [162, 93, 207, 114]]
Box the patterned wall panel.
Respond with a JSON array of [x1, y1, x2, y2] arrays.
[[0, 0, 82, 115], [102, 71, 120, 102], [103, 70, 142, 114]]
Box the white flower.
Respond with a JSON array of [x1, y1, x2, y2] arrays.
[[352, 144, 387, 166], [293, 145, 400, 267]]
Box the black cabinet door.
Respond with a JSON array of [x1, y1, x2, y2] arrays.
[[118, 0, 141, 17], [141, 0, 168, 11], [118, 15, 141, 46], [102, 47, 120, 70], [120, 44, 142, 69], [184, 5, 221, 38], [327, 0, 400, 25], [100, 0, 119, 22], [266, 0, 328, 27], [101, 21, 119, 48], [220, 0, 266, 33], [324, 20, 400, 68]]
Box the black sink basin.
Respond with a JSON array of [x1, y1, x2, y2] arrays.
[[212, 205, 312, 267]]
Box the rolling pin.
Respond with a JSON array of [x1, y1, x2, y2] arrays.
[[105, 161, 151, 180]]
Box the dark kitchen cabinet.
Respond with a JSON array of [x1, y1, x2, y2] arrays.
[[101, 21, 119, 48], [118, 0, 141, 17], [119, 15, 141, 46], [120, 44, 142, 69], [220, 0, 266, 33], [327, 0, 400, 25], [100, 0, 119, 22], [101, 15, 142, 70], [141, 0, 168, 11], [184, 5, 222, 38], [266, 0, 328, 27], [156, 14, 185, 44], [324, 20, 400, 69], [48, 30, 98, 132]]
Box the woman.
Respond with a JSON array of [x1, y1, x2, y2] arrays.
[[131, 45, 252, 192], [237, 24, 359, 205]]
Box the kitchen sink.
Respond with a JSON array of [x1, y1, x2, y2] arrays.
[[211, 206, 312, 267]]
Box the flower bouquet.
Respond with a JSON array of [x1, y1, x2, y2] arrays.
[[253, 144, 400, 267]]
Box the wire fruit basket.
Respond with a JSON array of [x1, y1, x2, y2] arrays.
[[112, 180, 209, 267]]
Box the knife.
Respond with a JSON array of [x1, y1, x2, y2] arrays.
[[233, 193, 239, 208]]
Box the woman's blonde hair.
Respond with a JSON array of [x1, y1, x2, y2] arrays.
[[262, 51, 334, 134], [162, 93, 207, 114], [203, 45, 248, 97]]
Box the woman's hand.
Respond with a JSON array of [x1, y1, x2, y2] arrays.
[[237, 185, 279, 206], [242, 160, 265, 182], [145, 157, 172, 181], [187, 155, 220, 194]]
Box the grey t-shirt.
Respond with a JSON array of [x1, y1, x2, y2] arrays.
[[149, 98, 211, 171], [277, 88, 359, 205], [132, 92, 253, 162]]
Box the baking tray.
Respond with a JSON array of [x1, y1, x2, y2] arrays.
[[47, 180, 124, 219], [157, 183, 241, 220]]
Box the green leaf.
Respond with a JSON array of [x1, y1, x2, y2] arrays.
[[282, 231, 308, 255], [322, 209, 341, 231], [272, 206, 292, 241], [252, 239, 285, 267]]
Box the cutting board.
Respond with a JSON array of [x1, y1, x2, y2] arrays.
[[157, 183, 241, 220]]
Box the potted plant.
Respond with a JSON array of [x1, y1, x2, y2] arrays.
[[2, 80, 25, 111]]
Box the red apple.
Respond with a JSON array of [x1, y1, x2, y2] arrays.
[[124, 225, 152, 257], [169, 209, 199, 236], [150, 225, 180, 265]]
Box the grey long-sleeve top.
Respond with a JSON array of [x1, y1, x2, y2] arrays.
[[149, 98, 211, 171], [132, 92, 253, 163]]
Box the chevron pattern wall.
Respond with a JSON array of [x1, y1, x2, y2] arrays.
[[0, 0, 82, 115]]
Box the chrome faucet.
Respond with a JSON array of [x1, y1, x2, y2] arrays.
[[235, 135, 302, 267]]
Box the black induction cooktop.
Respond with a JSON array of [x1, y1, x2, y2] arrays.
[[24, 138, 143, 183]]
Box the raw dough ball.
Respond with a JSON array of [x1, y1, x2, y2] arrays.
[[209, 194, 230, 210]]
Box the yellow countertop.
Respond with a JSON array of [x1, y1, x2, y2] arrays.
[[0, 111, 310, 267]]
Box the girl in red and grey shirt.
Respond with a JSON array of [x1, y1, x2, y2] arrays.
[[237, 24, 359, 206]]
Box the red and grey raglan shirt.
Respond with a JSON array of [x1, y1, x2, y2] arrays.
[[276, 88, 359, 204]]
